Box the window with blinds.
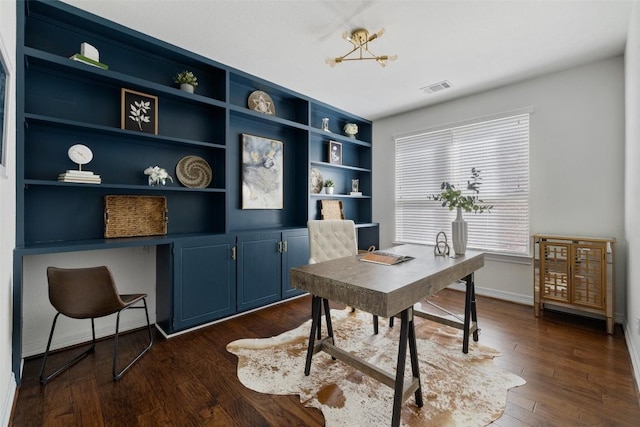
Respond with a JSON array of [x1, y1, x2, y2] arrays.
[[395, 113, 530, 256]]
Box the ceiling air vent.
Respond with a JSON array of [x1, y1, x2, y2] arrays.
[[421, 80, 452, 94]]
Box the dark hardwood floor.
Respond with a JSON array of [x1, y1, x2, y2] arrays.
[[10, 289, 640, 426]]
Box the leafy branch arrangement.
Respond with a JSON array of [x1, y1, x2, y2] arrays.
[[431, 167, 493, 214], [174, 70, 199, 87], [324, 179, 334, 187], [128, 100, 151, 131]]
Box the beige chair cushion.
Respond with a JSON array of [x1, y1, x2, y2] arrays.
[[308, 220, 358, 264]]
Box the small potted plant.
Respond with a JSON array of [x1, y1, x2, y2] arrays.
[[174, 70, 198, 93], [324, 178, 335, 194]]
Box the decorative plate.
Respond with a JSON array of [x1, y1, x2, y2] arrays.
[[176, 155, 212, 188], [310, 168, 323, 194], [248, 90, 275, 115]]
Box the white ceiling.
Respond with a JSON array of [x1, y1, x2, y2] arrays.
[[63, 0, 633, 120]]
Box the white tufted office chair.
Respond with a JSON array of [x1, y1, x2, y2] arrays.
[[307, 220, 379, 333], [308, 219, 358, 264]]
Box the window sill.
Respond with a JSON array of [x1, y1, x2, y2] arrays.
[[392, 241, 532, 265]]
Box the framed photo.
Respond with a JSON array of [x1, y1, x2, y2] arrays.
[[0, 34, 12, 178], [121, 88, 158, 134], [328, 140, 342, 165], [241, 133, 283, 209]]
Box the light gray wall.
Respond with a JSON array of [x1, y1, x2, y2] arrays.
[[0, 1, 16, 424], [373, 57, 626, 316], [21, 248, 157, 358], [624, 0, 640, 390]]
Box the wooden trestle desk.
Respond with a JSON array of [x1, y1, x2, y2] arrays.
[[290, 244, 485, 427]]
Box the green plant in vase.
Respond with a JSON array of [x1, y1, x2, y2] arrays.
[[174, 70, 198, 93], [324, 179, 335, 194], [430, 168, 492, 255], [431, 168, 493, 213]]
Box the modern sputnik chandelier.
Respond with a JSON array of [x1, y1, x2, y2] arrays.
[[326, 28, 398, 67]]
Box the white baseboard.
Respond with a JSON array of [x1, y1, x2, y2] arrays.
[[623, 319, 640, 396], [157, 294, 308, 339], [447, 281, 533, 306], [1, 373, 16, 427], [22, 317, 151, 358], [447, 282, 625, 324]]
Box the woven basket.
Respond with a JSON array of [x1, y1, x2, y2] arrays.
[[104, 195, 168, 238], [320, 200, 345, 220]]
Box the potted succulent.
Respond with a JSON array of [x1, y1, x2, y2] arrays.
[[324, 178, 335, 194], [174, 70, 198, 93], [430, 168, 492, 255]]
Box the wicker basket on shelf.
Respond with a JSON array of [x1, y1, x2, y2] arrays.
[[320, 200, 345, 220], [104, 195, 168, 238]]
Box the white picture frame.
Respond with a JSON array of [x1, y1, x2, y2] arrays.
[[0, 33, 13, 178], [241, 133, 284, 209]]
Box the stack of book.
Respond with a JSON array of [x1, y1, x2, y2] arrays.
[[69, 42, 108, 69], [69, 53, 108, 70], [58, 170, 101, 184]]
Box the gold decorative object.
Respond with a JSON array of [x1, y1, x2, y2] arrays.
[[326, 28, 397, 68]]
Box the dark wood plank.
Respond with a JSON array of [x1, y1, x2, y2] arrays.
[[9, 290, 640, 426]]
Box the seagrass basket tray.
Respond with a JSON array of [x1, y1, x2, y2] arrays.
[[104, 195, 168, 238], [320, 200, 345, 220]]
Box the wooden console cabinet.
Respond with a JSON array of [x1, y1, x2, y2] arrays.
[[533, 234, 615, 334]]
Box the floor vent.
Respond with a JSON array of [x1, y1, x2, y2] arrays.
[[421, 80, 452, 94]]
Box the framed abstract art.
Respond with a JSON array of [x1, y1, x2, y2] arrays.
[[241, 134, 283, 209]]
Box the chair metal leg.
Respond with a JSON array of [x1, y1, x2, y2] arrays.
[[40, 314, 96, 384], [113, 297, 153, 381]]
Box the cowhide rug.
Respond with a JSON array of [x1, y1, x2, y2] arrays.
[[227, 308, 525, 427]]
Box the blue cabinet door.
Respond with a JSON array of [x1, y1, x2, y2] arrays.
[[282, 230, 309, 298], [173, 236, 236, 331], [237, 232, 282, 312]]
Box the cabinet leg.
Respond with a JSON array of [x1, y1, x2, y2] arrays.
[[606, 317, 614, 335]]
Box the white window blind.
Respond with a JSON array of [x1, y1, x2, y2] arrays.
[[395, 113, 530, 256]]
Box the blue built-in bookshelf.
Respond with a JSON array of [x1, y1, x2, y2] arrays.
[[13, 0, 378, 381]]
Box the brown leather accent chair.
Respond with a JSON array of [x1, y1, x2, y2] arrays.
[[39, 266, 153, 383]]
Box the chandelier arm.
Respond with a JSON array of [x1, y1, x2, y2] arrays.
[[327, 28, 395, 67]]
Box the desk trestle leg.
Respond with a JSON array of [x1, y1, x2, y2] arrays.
[[391, 307, 423, 427], [462, 273, 479, 353], [305, 296, 335, 375]]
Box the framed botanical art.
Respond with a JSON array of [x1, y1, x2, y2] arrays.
[[121, 88, 158, 134], [328, 140, 342, 165], [0, 34, 12, 178], [241, 133, 283, 209]]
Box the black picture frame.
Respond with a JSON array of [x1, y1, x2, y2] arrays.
[[328, 140, 342, 165], [121, 88, 158, 134]]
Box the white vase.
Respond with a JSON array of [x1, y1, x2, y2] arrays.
[[452, 206, 468, 255], [325, 187, 334, 194], [180, 83, 194, 93]]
